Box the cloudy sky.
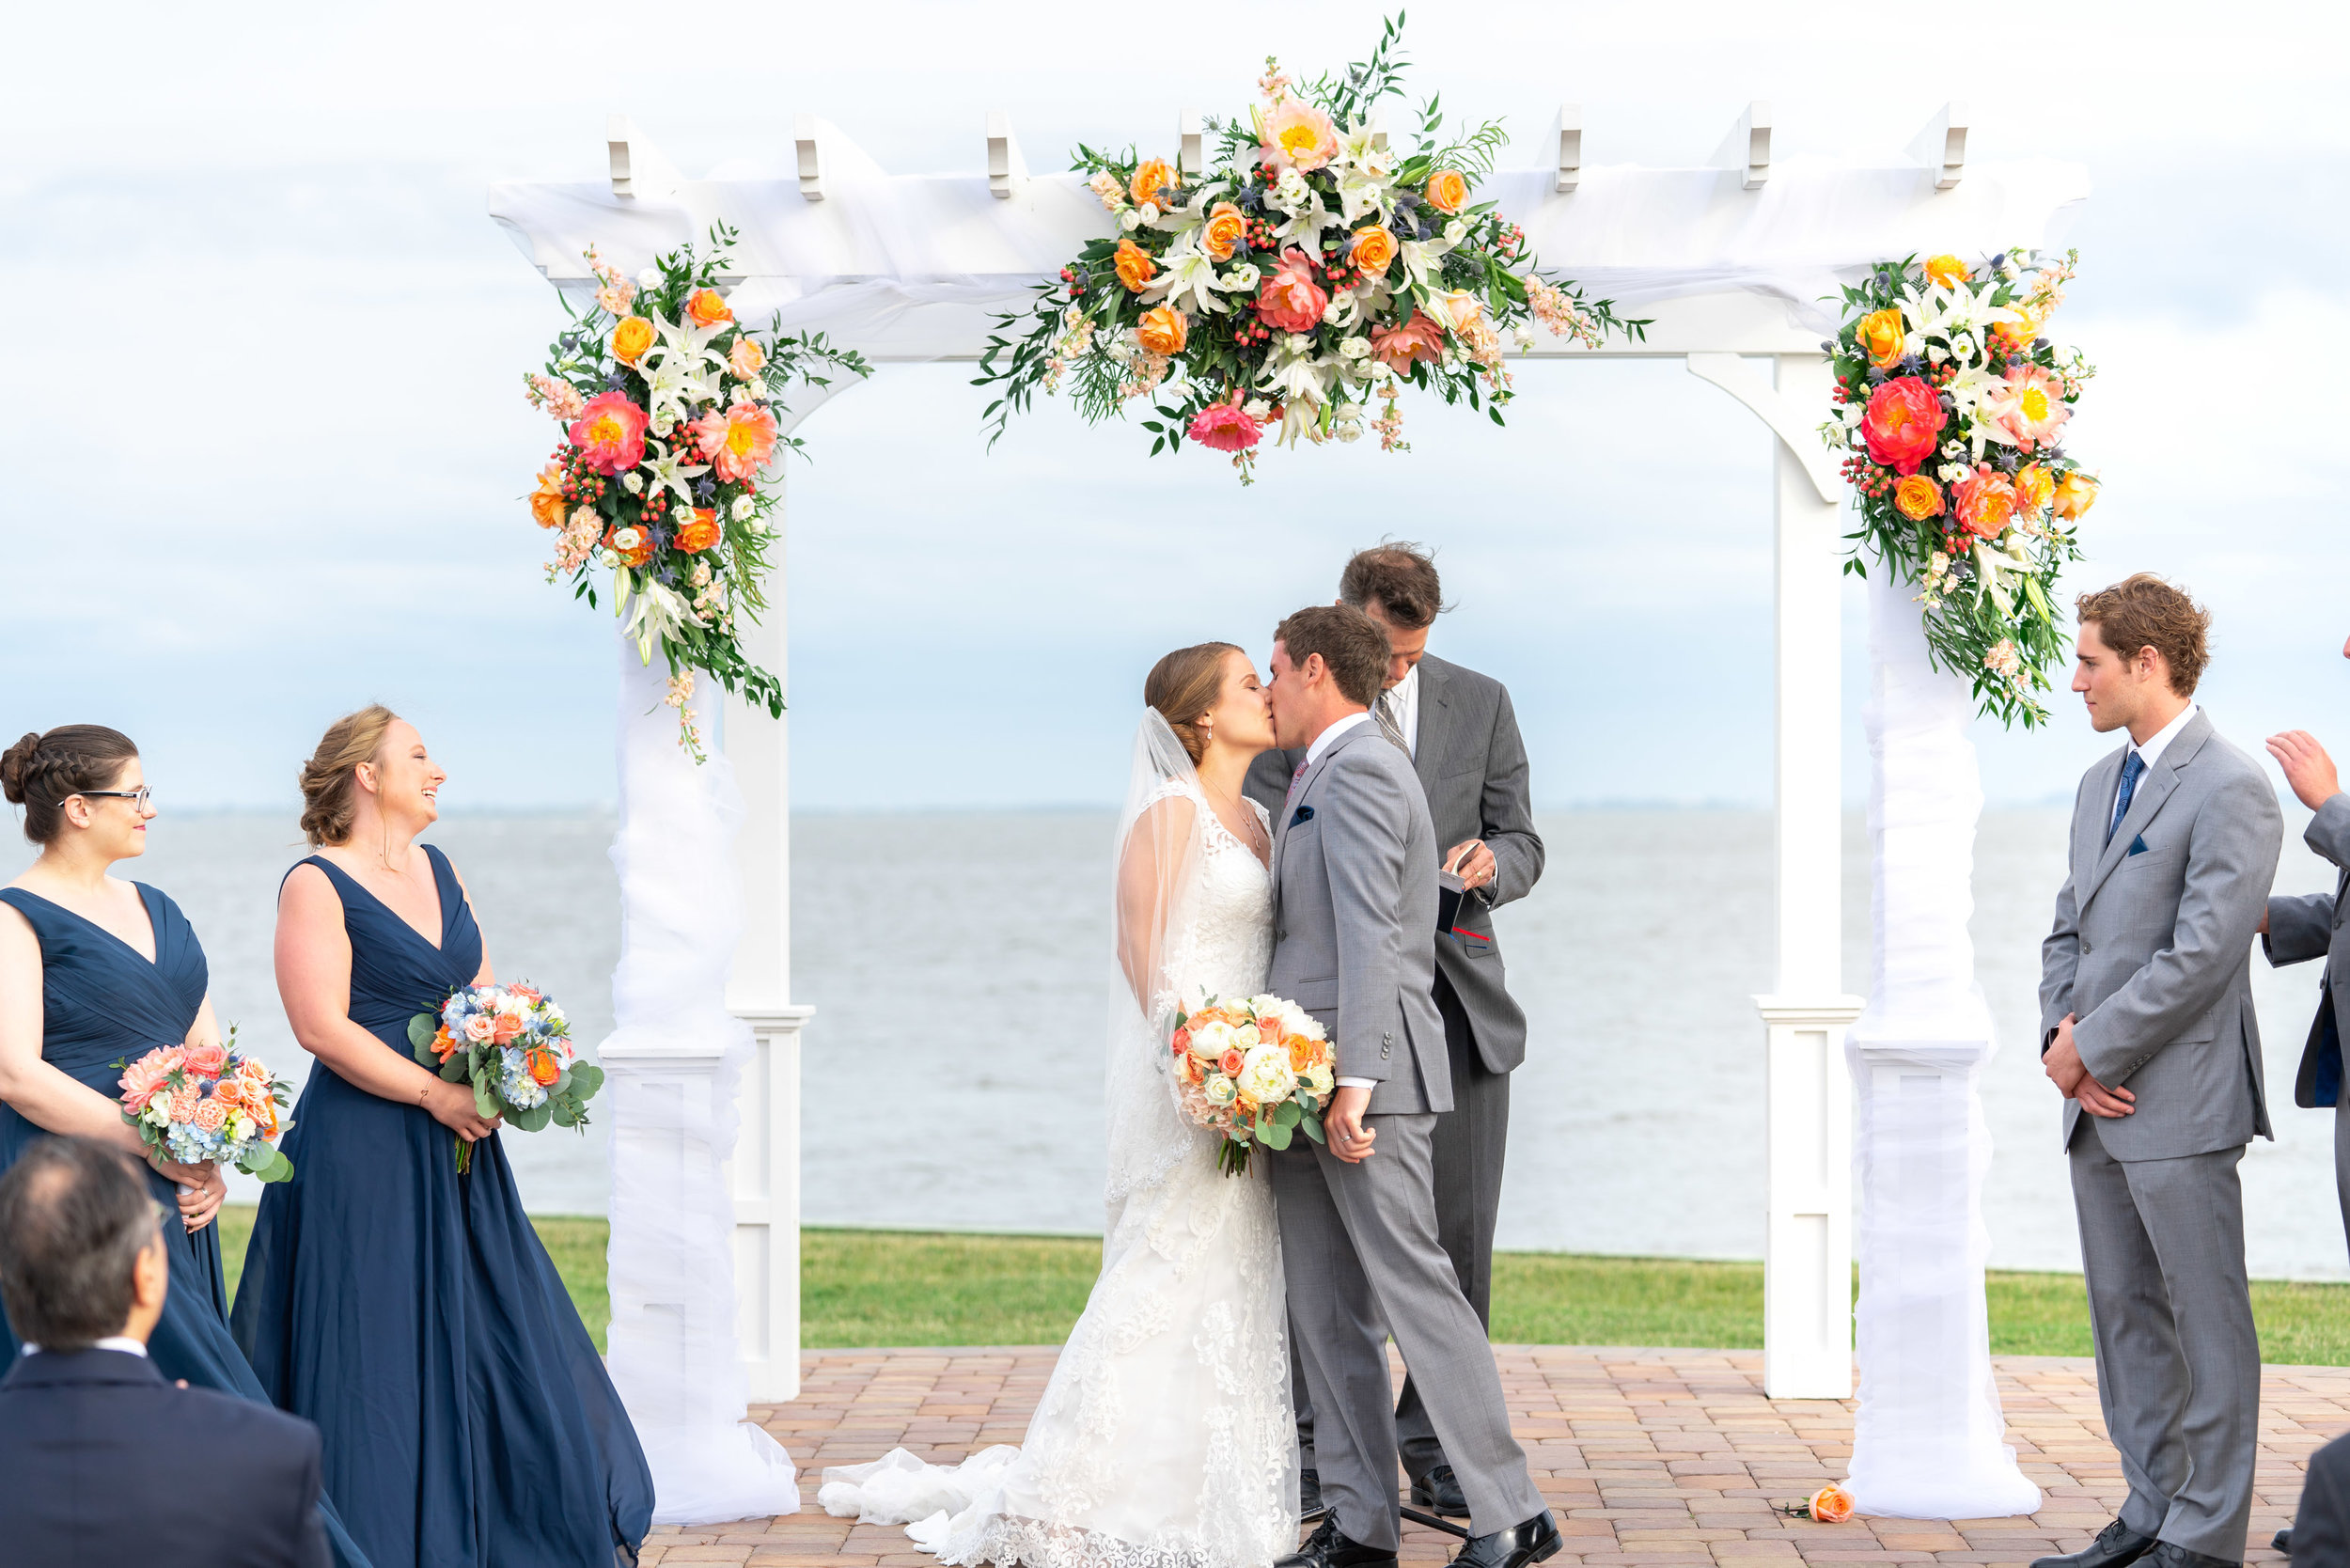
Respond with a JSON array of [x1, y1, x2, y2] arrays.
[[5, 0, 2342, 813]]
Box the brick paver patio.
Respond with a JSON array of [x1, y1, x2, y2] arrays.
[[641, 1346, 2349, 1566]]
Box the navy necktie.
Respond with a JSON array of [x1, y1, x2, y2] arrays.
[[2107, 750, 2147, 845]]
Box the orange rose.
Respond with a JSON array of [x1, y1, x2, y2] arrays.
[[492, 1014, 523, 1044], [610, 315, 656, 365], [432, 1026, 458, 1060], [1349, 225, 1397, 277], [604, 525, 653, 568], [529, 1049, 562, 1087], [1287, 1036, 1316, 1072], [1992, 306, 2042, 355], [1424, 168, 1468, 214], [1891, 474, 1944, 521], [1113, 239, 1156, 292], [2052, 470, 2098, 521], [1201, 201, 1245, 262], [1136, 305, 1187, 356], [686, 287, 732, 327], [1922, 253, 1969, 288], [674, 509, 722, 553], [1129, 157, 1175, 210], [2013, 463, 2055, 518], [1854, 307, 1906, 369], [529, 463, 569, 528], [1808, 1485, 1855, 1525]]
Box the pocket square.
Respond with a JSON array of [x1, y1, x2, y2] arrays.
[[1290, 805, 1315, 826], [2127, 834, 2149, 856]]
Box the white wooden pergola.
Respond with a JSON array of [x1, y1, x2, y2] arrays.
[[490, 103, 2087, 1413]]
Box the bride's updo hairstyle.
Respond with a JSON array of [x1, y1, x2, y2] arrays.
[[1, 726, 139, 846], [298, 704, 399, 848], [1144, 642, 1242, 764]]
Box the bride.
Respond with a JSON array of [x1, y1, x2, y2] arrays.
[[821, 641, 1298, 1568]]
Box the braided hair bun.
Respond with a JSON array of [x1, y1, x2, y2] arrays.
[[1, 725, 140, 846]]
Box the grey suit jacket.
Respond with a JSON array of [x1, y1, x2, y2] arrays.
[[1268, 718, 1452, 1116], [2262, 791, 2350, 1108], [1246, 653, 1543, 1073], [2039, 709, 2283, 1159]]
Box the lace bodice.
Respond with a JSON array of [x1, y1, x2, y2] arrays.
[[1162, 786, 1274, 1007]]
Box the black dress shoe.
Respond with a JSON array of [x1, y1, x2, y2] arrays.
[[1449, 1510, 1560, 1568], [1410, 1465, 1470, 1518], [2271, 1529, 2292, 1556], [1299, 1468, 1323, 1518], [1277, 1514, 1398, 1568], [2029, 1518, 2159, 1568], [2146, 1543, 2241, 1568]]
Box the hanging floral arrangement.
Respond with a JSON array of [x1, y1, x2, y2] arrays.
[[523, 227, 870, 757], [1823, 249, 2098, 727], [975, 15, 1643, 482]]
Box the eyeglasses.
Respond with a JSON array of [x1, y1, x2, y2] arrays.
[[56, 788, 151, 811]]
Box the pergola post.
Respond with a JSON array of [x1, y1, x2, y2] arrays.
[[1752, 352, 1863, 1399], [725, 463, 808, 1405]]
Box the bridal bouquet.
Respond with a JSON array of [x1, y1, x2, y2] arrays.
[[409, 982, 603, 1173], [116, 1027, 294, 1184], [524, 226, 870, 759], [1171, 992, 1336, 1176], [975, 15, 1641, 482], [1822, 249, 2097, 727]]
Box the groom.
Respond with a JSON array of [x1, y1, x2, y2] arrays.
[[1261, 604, 1555, 1568]]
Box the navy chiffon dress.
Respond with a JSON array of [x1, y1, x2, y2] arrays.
[[230, 846, 653, 1568], [0, 882, 374, 1568]]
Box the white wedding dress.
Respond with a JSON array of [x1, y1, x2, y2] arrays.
[[821, 719, 1297, 1568]]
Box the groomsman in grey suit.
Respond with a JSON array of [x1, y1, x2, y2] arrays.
[[1246, 544, 1542, 1520], [1259, 604, 1554, 1568], [2257, 631, 2350, 1266], [2032, 575, 2282, 1568]]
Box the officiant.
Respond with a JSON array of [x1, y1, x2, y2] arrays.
[[1246, 541, 1543, 1520]]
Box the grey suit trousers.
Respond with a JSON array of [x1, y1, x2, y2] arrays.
[[2070, 1121, 2260, 1559], [1269, 1114, 1542, 1549]]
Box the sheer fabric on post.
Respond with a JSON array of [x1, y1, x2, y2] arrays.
[[1843, 577, 2040, 1519], [819, 712, 1295, 1568], [603, 631, 800, 1525]]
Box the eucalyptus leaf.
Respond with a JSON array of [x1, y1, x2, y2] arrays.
[[1260, 1119, 1293, 1152]]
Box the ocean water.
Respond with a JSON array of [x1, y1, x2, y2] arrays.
[[8, 808, 2344, 1279]]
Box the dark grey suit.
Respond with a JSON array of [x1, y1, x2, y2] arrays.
[[2261, 791, 2350, 1264], [1264, 718, 1541, 1548], [1246, 654, 1541, 1482], [2039, 709, 2282, 1560], [2291, 1431, 2350, 1567]]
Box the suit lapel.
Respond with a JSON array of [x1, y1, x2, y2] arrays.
[[2078, 713, 2211, 910], [1409, 657, 1451, 797]]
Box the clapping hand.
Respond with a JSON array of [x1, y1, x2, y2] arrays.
[[2267, 730, 2341, 813], [2044, 1012, 2136, 1119]]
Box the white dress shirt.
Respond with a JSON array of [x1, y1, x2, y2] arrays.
[[22, 1336, 147, 1357], [1296, 711, 1383, 1093], [2114, 701, 2199, 832], [1377, 664, 1421, 758]]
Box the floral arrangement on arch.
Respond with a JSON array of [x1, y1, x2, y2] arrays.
[[524, 227, 870, 757], [975, 16, 1642, 482], [1822, 249, 2098, 727]]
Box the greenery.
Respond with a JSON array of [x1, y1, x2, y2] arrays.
[[213, 1211, 2350, 1366]]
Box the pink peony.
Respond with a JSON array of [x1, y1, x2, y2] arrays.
[[1369, 311, 1448, 374], [183, 1042, 228, 1078], [691, 400, 781, 483], [1982, 364, 2071, 452], [118, 1047, 180, 1113], [1861, 376, 1947, 477], [1188, 399, 1262, 453], [1255, 248, 1329, 336], [1260, 99, 1340, 174], [568, 391, 650, 477]]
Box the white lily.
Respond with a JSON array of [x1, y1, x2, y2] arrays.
[[1971, 532, 2039, 619], [1395, 236, 1451, 294], [1258, 332, 1335, 408], [616, 573, 697, 663], [1145, 240, 1233, 317], [1273, 189, 1335, 248], [642, 447, 711, 506]]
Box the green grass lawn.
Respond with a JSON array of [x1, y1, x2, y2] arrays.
[[213, 1207, 2350, 1365]]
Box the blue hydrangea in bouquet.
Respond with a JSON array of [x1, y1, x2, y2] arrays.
[[409, 982, 603, 1172]]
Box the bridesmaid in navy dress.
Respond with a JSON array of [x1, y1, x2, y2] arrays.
[[231, 706, 653, 1568], [0, 724, 373, 1568]]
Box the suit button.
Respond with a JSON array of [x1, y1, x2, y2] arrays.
[[1382, 1045, 1392, 1058], [2080, 941, 2092, 954], [1383, 1032, 1393, 1044], [1277, 931, 1287, 943]]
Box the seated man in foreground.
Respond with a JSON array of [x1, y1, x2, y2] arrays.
[[0, 1136, 332, 1568]]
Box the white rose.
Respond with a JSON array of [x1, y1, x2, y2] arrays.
[[637, 267, 661, 290], [1937, 463, 1967, 483], [1950, 333, 1979, 362], [595, 548, 619, 569], [1942, 440, 1966, 458], [1444, 219, 1467, 245], [1188, 1020, 1237, 1060], [731, 494, 756, 521], [1244, 399, 1271, 420], [1136, 201, 1160, 225], [1225, 262, 1261, 290], [1335, 423, 1363, 443], [1304, 1063, 1334, 1097], [1120, 209, 1142, 232], [1238, 1045, 1296, 1106], [1203, 1074, 1238, 1105], [1339, 336, 1371, 361], [621, 471, 644, 494]]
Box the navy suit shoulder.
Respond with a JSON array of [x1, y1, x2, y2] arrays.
[[0, 1351, 330, 1568]]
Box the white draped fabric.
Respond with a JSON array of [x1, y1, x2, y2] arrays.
[[600, 632, 801, 1525], [488, 155, 2088, 359], [1843, 578, 2042, 1520]]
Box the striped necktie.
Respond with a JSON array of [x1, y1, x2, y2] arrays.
[[1374, 689, 1408, 752]]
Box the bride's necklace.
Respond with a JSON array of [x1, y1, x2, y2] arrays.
[[1203, 782, 1268, 855]]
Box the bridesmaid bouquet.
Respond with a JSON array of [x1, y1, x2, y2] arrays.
[[409, 982, 603, 1173], [116, 1027, 294, 1183], [1170, 992, 1336, 1176]]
